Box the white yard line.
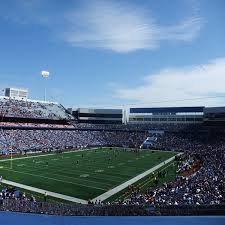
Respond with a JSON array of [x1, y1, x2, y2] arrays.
[[2, 179, 88, 204], [91, 153, 182, 202], [4, 163, 114, 188], [1, 168, 107, 191]]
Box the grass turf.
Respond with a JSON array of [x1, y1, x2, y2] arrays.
[[0, 148, 177, 200], [105, 160, 178, 203]]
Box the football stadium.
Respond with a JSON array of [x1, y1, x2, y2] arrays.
[[0, 96, 225, 219], [1, 1, 225, 224]]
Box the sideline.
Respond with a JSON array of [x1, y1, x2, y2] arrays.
[[2, 179, 88, 204], [92, 153, 182, 202]]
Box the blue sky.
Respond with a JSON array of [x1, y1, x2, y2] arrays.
[[0, 0, 225, 108]]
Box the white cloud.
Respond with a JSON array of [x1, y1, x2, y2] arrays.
[[114, 58, 225, 107], [62, 1, 159, 52], [61, 0, 204, 53], [0, 0, 204, 53]]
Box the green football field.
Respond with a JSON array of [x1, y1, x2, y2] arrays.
[[0, 148, 177, 200]]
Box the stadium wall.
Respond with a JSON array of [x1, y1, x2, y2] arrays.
[[204, 107, 225, 126], [72, 108, 123, 124]]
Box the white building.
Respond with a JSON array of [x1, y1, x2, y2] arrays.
[[5, 88, 28, 100]]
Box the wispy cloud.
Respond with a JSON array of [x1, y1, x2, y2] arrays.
[[114, 57, 225, 106], [0, 0, 204, 53], [61, 0, 204, 53], [62, 1, 159, 52]]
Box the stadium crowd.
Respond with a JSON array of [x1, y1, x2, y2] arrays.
[[0, 185, 150, 215], [0, 122, 74, 129], [0, 199, 151, 216], [71, 122, 200, 132], [0, 97, 72, 120], [0, 129, 146, 153], [0, 186, 36, 204]]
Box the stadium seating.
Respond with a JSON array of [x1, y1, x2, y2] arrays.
[[0, 97, 73, 120], [0, 129, 146, 153], [71, 121, 204, 132], [0, 122, 74, 128]]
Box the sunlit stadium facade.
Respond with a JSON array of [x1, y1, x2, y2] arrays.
[[128, 107, 204, 124]]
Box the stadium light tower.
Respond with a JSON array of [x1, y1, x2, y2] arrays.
[[41, 70, 50, 102]]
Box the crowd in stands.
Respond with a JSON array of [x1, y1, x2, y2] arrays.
[[0, 121, 202, 132], [0, 97, 73, 120], [0, 122, 74, 129], [0, 193, 224, 216], [0, 129, 146, 153], [71, 122, 207, 133], [0, 186, 36, 206], [0, 199, 151, 216], [176, 158, 195, 174], [0, 185, 149, 216]]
